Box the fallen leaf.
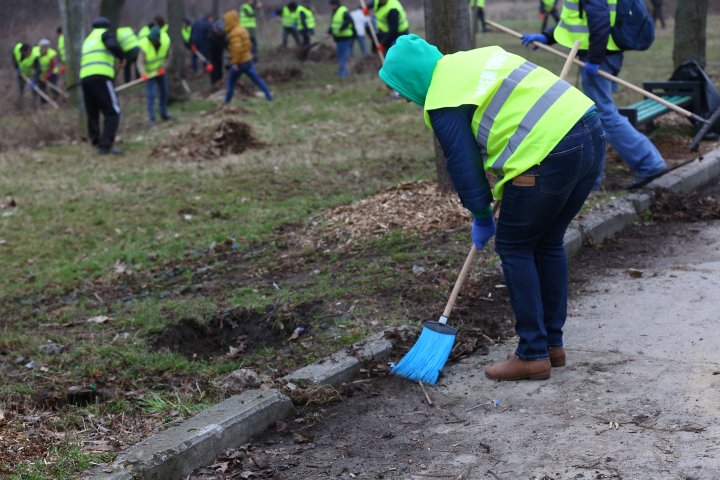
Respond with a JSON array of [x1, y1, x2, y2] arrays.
[[288, 327, 305, 341], [293, 432, 314, 444], [626, 268, 643, 278], [87, 315, 111, 324], [275, 420, 288, 433]]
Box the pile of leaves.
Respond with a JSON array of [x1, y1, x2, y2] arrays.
[[650, 187, 720, 222], [151, 119, 264, 160], [307, 180, 470, 245]]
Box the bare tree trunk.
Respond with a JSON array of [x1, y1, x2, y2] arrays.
[[212, 0, 220, 19], [59, 0, 87, 126], [673, 0, 708, 69], [424, 0, 472, 194], [100, 0, 126, 27], [167, 0, 188, 101]]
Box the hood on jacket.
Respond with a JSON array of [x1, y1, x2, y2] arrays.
[[224, 10, 239, 33], [378, 34, 443, 106]]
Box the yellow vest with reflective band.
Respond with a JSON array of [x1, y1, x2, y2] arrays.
[[282, 6, 297, 27], [80, 28, 115, 79], [139, 33, 171, 77], [182, 25, 192, 43], [240, 4, 257, 28], [117, 27, 140, 52], [14, 43, 38, 76], [469, 0, 485, 7], [331, 6, 353, 37], [374, 0, 409, 33], [161, 24, 169, 34], [34, 46, 59, 75], [297, 6, 316, 29], [138, 25, 150, 39], [58, 34, 66, 62], [542, 0, 556, 12], [554, 0, 620, 51], [423, 47, 594, 200]]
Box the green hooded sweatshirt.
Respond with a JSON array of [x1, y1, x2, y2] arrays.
[[378, 34, 443, 106]]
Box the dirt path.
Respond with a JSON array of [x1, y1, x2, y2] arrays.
[[190, 188, 720, 479]]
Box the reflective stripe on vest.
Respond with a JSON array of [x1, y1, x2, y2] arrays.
[[58, 34, 66, 62], [282, 6, 297, 27], [34, 46, 59, 75], [80, 28, 115, 79], [374, 0, 409, 33], [117, 27, 140, 52], [297, 6, 316, 29], [240, 4, 257, 28], [423, 47, 594, 199], [331, 6, 353, 37], [554, 0, 619, 51], [140, 33, 171, 76]]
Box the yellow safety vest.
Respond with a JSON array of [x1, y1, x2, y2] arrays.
[[554, 0, 620, 51], [139, 33, 171, 76], [374, 0, 409, 33], [80, 28, 116, 79], [542, 0, 556, 12], [58, 34, 66, 62], [281, 6, 297, 28], [240, 4, 257, 29], [331, 6, 353, 37], [14, 43, 38, 76], [469, 0, 486, 7], [34, 46, 59, 75], [297, 6, 316, 29], [138, 25, 151, 39], [423, 47, 594, 199], [117, 27, 140, 52], [182, 25, 192, 43]]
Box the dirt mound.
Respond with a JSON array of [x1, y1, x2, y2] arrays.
[[650, 187, 720, 222], [152, 119, 264, 160], [306, 44, 336, 63], [307, 180, 470, 245], [151, 302, 320, 359], [352, 56, 382, 75], [258, 67, 303, 83]]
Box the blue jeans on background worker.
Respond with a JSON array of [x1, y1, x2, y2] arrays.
[[353, 35, 367, 56], [579, 54, 667, 188], [495, 112, 605, 361], [335, 38, 353, 77], [146, 74, 169, 123], [225, 61, 272, 103]]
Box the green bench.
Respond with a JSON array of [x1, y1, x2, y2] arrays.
[[619, 81, 702, 130]]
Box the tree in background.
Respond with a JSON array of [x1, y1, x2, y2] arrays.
[[673, 0, 708, 69], [100, 0, 126, 27], [423, 0, 472, 193], [167, 0, 188, 100], [58, 0, 87, 119]]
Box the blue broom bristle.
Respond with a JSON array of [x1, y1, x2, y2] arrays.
[[390, 325, 456, 384]]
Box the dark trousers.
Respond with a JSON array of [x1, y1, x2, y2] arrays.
[[282, 27, 300, 47], [81, 76, 120, 149], [652, 3, 665, 29], [123, 48, 139, 83], [300, 29, 313, 46], [474, 7, 487, 32], [541, 8, 559, 31]]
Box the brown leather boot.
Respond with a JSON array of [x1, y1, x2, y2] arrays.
[[485, 356, 551, 381], [549, 347, 566, 367]]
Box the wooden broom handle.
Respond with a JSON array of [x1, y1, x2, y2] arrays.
[[560, 40, 580, 80], [442, 245, 476, 320], [486, 19, 709, 125]]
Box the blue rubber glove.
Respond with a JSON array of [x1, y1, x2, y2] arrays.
[[471, 216, 496, 251], [584, 62, 600, 76], [521, 33, 547, 50]]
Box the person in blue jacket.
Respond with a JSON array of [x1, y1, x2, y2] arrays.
[[522, 0, 667, 189]]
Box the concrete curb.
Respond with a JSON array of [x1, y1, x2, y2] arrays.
[[86, 147, 720, 480]]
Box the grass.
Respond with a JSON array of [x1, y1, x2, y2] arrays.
[[1, 10, 719, 478]]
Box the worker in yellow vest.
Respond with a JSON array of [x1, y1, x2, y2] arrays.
[[138, 26, 174, 125], [522, 0, 667, 189], [328, 0, 355, 78], [469, 0, 487, 33], [138, 22, 153, 40], [371, 0, 409, 54], [56, 27, 66, 75], [539, 0, 558, 31], [275, 2, 300, 47], [116, 26, 140, 83], [297, 1, 316, 47], [34, 39, 60, 100], [239, 0, 259, 60], [11, 42, 39, 100], [182, 18, 192, 48], [79, 17, 126, 155], [379, 35, 604, 381]]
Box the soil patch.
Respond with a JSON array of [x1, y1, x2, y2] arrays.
[[258, 67, 303, 83], [305, 44, 336, 63], [151, 302, 321, 359], [352, 56, 382, 75], [151, 119, 264, 160], [650, 187, 720, 222]]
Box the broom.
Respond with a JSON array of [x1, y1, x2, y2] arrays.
[[391, 245, 477, 384]]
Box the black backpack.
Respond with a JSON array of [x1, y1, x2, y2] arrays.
[[610, 0, 655, 51]]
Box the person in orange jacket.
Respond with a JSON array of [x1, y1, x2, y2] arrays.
[[223, 10, 272, 103]]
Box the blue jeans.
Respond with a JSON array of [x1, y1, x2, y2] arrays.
[[146, 75, 168, 122], [336, 38, 353, 77], [225, 61, 272, 103], [354, 36, 368, 56], [579, 54, 666, 187], [495, 112, 605, 360]]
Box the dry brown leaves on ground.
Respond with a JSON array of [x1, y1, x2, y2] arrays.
[[151, 119, 265, 161], [305, 180, 470, 246], [650, 187, 720, 222]]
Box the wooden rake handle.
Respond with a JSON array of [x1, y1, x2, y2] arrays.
[[21, 73, 59, 109], [486, 20, 709, 125], [441, 245, 477, 321], [357, 0, 385, 63]]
